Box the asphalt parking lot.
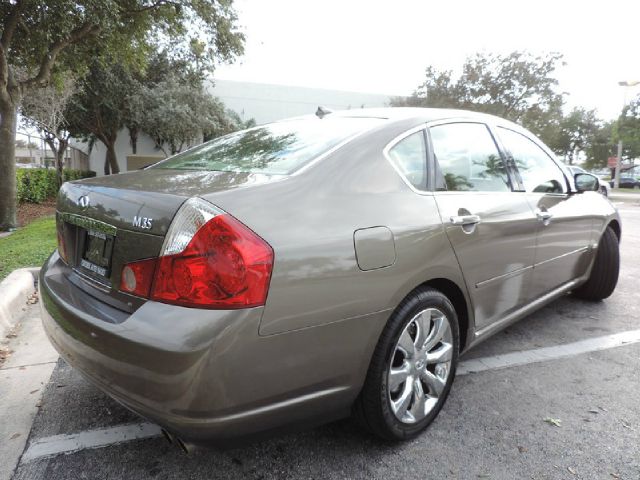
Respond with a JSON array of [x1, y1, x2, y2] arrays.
[[3, 194, 640, 480]]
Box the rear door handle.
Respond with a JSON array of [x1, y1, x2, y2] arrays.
[[450, 214, 481, 226]]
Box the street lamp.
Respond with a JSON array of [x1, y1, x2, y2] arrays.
[[614, 80, 640, 188]]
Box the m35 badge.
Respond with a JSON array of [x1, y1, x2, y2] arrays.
[[132, 216, 153, 230]]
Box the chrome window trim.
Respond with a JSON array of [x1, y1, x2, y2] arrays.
[[494, 125, 571, 194], [382, 124, 432, 195], [426, 119, 516, 193]]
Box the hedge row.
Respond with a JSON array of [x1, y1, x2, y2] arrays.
[[17, 168, 97, 204]]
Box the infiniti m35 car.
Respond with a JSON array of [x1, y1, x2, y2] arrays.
[[41, 108, 620, 445]]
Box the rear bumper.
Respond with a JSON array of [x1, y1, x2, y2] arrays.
[[40, 252, 386, 444]]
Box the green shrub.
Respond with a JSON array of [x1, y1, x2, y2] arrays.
[[16, 168, 97, 204]]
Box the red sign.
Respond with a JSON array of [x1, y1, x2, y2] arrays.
[[608, 156, 619, 168]]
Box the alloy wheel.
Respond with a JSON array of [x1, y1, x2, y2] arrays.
[[387, 308, 453, 424]]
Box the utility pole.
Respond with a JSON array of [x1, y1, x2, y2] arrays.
[[615, 81, 640, 188]]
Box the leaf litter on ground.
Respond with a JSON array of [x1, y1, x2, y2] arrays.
[[543, 417, 562, 427]]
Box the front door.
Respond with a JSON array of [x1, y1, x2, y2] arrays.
[[429, 122, 539, 331], [495, 127, 594, 298]]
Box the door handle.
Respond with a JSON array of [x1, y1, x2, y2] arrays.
[[536, 209, 553, 224], [450, 214, 481, 226]]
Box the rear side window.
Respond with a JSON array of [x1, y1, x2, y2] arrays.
[[387, 130, 427, 190], [498, 127, 567, 194], [429, 122, 510, 192], [152, 117, 383, 175]]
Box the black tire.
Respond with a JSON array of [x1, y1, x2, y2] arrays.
[[354, 287, 459, 441], [573, 226, 619, 301]]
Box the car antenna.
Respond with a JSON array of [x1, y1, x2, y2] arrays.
[[315, 106, 333, 119]]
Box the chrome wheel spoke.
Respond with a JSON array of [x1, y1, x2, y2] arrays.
[[397, 329, 416, 358], [426, 342, 453, 364], [388, 363, 411, 392], [391, 378, 413, 418], [425, 316, 449, 351], [421, 369, 446, 397], [409, 378, 426, 418], [413, 310, 431, 350]]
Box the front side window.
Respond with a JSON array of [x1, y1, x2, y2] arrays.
[[387, 130, 427, 190], [498, 127, 567, 194], [152, 117, 383, 175], [429, 122, 510, 192]]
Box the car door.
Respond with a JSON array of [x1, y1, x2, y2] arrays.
[[495, 126, 594, 298], [429, 121, 539, 332]]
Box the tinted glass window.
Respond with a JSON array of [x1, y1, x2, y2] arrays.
[[388, 130, 427, 190], [498, 127, 567, 194], [430, 123, 509, 192], [152, 117, 383, 175]]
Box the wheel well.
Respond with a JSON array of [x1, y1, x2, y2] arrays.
[[422, 278, 470, 352], [608, 220, 621, 243]]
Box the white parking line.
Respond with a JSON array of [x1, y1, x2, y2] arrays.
[[19, 329, 640, 463], [21, 422, 161, 463], [458, 329, 640, 375]]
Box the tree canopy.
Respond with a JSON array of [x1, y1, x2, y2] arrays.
[[393, 51, 565, 144], [393, 51, 640, 171], [0, 0, 244, 230], [136, 74, 248, 155], [21, 75, 77, 185], [618, 94, 640, 161]]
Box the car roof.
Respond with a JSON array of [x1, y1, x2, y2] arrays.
[[329, 107, 506, 124]]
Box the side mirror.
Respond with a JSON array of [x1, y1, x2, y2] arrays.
[[574, 173, 599, 193]]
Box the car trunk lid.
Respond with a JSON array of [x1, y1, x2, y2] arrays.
[[55, 169, 279, 311]]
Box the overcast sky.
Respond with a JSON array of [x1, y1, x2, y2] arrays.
[[215, 0, 640, 120]]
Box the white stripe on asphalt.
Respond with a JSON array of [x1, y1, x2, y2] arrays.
[[20, 329, 640, 463], [21, 422, 161, 463], [458, 329, 640, 375]]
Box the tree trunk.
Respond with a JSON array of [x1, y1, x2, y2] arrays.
[[0, 98, 18, 231], [45, 136, 64, 188], [104, 139, 120, 175], [55, 148, 65, 187], [129, 127, 138, 154]]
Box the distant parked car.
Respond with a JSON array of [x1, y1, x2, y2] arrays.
[[15, 162, 46, 169], [609, 176, 640, 189], [568, 166, 609, 196]]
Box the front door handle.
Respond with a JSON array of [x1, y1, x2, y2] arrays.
[[450, 214, 481, 226], [536, 209, 553, 225]]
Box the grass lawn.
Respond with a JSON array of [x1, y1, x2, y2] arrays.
[[0, 216, 56, 281]]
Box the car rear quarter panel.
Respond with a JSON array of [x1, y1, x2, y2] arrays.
[[202, 119, 470, 337]]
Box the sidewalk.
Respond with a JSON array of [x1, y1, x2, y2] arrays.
[[0, 295, 58, 480]]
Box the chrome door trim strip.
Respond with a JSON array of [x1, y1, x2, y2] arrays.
[[533, 246, 589, 269], [471, 279, 580, 344], [475, 265, 533, 290]]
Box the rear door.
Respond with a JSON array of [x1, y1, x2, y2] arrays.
[[495, 127, 594, 298], [429, 122, 539, 332]]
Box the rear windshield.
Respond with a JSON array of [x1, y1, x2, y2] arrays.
[[151, 117, 383, 175]]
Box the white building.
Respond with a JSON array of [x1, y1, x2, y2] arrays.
[[82, 80, 394, 176]]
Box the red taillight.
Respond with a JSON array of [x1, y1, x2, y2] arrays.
[[120, 258, 157, 298], [151, 214, 273, 308], [119, 198, 274, 309]]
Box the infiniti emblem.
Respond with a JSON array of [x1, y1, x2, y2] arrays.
[[78, 195, 90, 209]]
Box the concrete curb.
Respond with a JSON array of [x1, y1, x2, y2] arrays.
[[0, 268, 39, 339]]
